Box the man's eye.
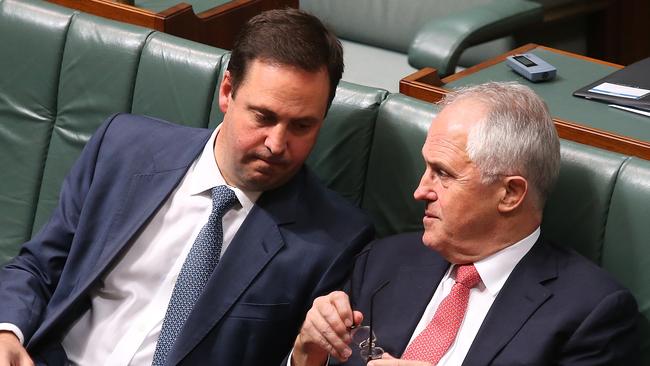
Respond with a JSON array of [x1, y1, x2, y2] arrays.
[[255, 113, 273, 124], [436, 168, 449, 178], [291, 121, 315, 133], [295, 122, 312, 130]]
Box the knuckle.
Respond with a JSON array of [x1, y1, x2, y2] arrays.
[[320, 304, 336, 319], [312, 296, 325, 306]]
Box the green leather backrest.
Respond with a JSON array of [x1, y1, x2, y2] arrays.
[[602, 157, 650, 364], [307, 81, 387, 206], [0, 0, 229, 261], [0, 0, 74, 263], [131, 32, 227, 128], [31, 14, 154, 234], [361, 94, 437, 237], [208, 52, 229, 129], [300, 0, 493, 53], [31, 12, 229, 236], [542, 140, 628, 263]]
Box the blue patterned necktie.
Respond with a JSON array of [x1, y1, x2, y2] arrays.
[[152, 185, 238, 366]]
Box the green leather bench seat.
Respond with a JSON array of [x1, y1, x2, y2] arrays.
[[131, 33, 226, 129], [302, 0, 597, 93], [0, 0, 229, 259], [307, 84, 387, 206], [362, 94, 436, 237], [33, 15, 152, 234], [301, 0, 544, 91], [543, 141, 629, 263], [0, 0, 72, 261], [602, 158, 650, 355], [1, 0, 649, 362]]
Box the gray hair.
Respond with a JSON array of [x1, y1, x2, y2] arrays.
[[440, 82, 561, 208]]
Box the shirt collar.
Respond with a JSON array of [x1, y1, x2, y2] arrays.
[[452, 227, 540, 297], [187, 125, 262, 212]]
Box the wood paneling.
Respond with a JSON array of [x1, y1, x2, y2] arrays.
[[47, 0, 298, 50]]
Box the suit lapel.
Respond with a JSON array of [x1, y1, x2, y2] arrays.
[[165, 169, 302, 365], [80, 170, 189, 291], [375, 260, 449, 356], [462, 240, 557, 365], [75, 129, 212, 299], [30, 127, 211, 346]]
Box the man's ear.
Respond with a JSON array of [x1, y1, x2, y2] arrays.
[[498, 176, 528, 213], [219, 71, 233, 113]]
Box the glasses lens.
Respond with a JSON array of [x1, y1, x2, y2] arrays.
[[350, 326, 376, 347], [359, 345, 384, 360]]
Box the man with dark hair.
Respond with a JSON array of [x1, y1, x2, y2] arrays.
[[290, 82, 638, 366], [0, 9, 372, 366], [227, 8, 343, 110]]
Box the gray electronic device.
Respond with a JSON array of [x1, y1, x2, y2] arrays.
[[505, 53, 556, 82]]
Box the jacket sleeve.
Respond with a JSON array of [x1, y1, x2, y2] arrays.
[[559, 288, 640, 365], [0, 114, 119, 342]]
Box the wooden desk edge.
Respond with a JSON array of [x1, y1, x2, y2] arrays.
[[48, 0, 172, 29], [198, 0, 298, 19], [554, 119, 650, 159], [399, 45, 649, 160]]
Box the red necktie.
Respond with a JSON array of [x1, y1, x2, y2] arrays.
[[402, 264, 481, 364]]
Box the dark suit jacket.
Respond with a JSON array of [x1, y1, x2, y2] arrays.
[[0, 114, 374, 365], [341, 231, 639, 366]]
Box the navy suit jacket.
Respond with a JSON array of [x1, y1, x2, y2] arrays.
[[0, 114, 374, 365], [341, 231, 639, 366]]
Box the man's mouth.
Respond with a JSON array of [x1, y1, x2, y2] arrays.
[[254, 153, 289, 167], [424, 209, 438, 219]]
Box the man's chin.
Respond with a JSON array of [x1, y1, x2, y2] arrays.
[[421, 232, 445, 251], [238, 172, 291, 192]]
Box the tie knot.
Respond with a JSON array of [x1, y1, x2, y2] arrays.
[[455, 264, 480, 289], [211, 185, 238, 217]]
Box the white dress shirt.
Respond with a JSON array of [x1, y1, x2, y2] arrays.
[[0, 127, 260, 365], [405, 227, 540, 365]]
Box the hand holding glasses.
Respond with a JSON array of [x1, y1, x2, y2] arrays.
[[348, 280, 390, 363], [351, 325, 384, 361]]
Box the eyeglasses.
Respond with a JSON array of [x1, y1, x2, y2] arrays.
[[349, 279, 390, 363], [351, 325, 384, 361]]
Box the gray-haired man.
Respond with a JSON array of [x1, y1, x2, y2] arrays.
[[291, 82, 639, 366]]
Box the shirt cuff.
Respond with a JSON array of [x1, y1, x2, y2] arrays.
[[287, 348, 330, 366], [0, 323, 25, 344]]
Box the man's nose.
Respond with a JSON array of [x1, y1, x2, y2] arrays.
[[413, 176, 438, 202], [265, 124, 288, 155]]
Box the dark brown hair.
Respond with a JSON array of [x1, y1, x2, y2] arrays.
[[227, 8, 344, 109]]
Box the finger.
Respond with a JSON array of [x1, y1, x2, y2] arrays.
[[367, 359, 393, 365], [19, 351, 35, 366], [367, 353, 396, 365], [352, 310, 364, 327], [329, 291, 354, 328], [301, 298, 351, 359], [312, 313, 352, 359], [315, 294, 352, 341], [368, 353, 431, 366], [368, 360, 430, 366]]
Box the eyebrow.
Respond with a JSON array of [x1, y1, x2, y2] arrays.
[[247, 104, 321, 125], [248, 105, 277, 119], [422, 152, 458, 177]]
